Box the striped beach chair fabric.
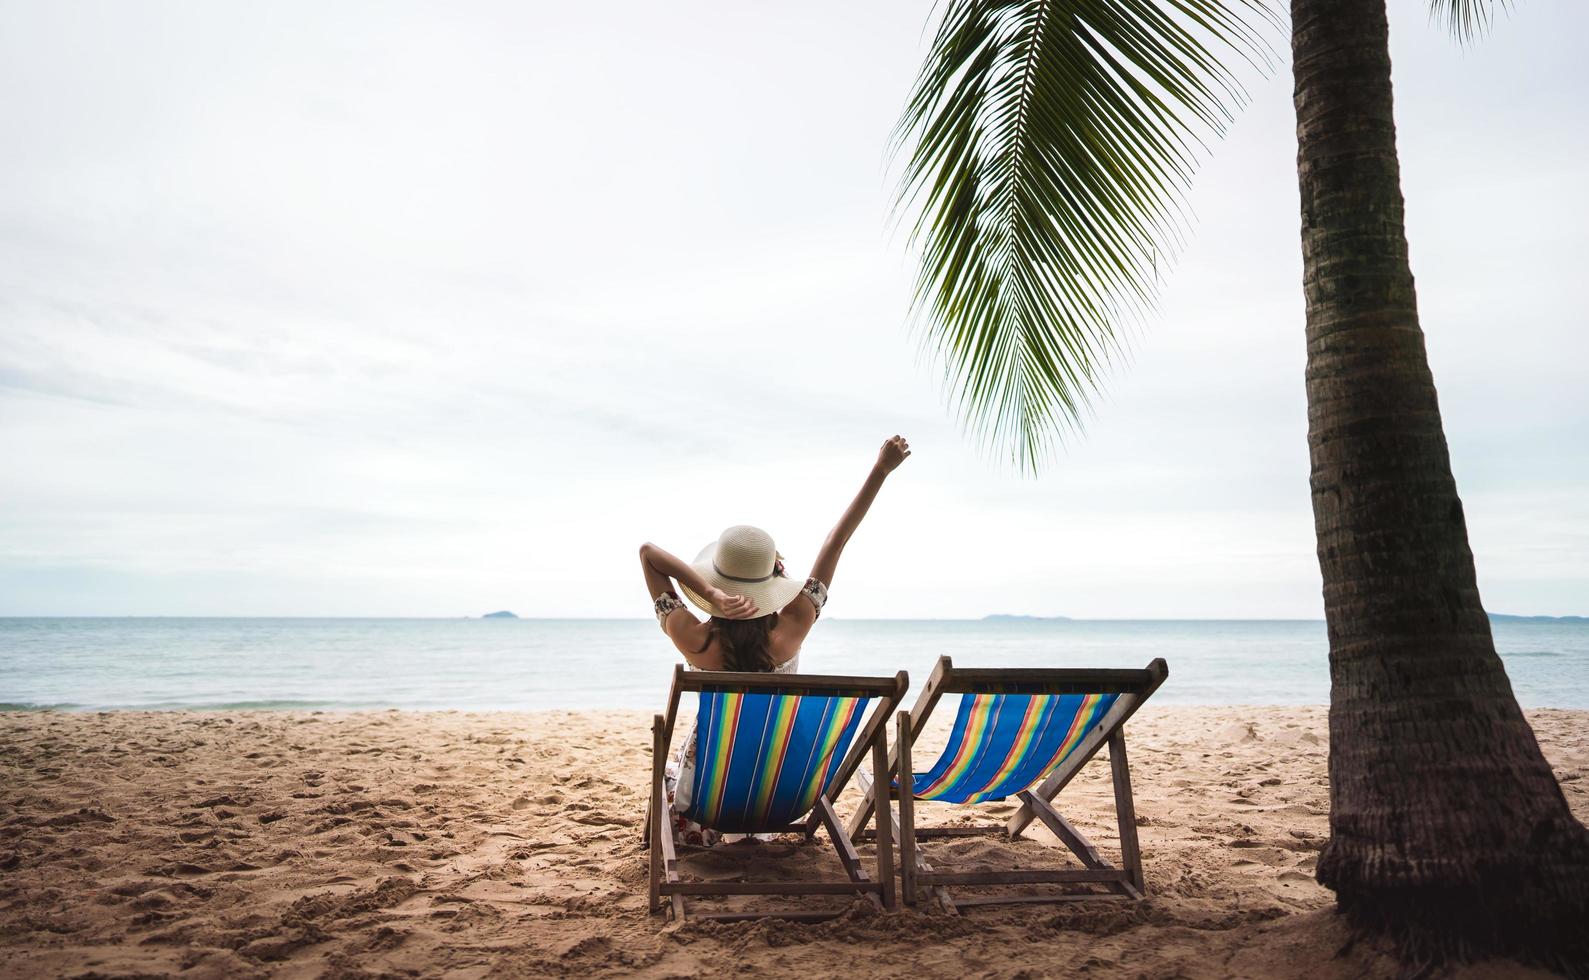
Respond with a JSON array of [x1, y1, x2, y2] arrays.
[[647, 666, 907, 923], [680, 688, 870, 834], [906, 692, 1121, 805], [848, 656, 1167, 912]]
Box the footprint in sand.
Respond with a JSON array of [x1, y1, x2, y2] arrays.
[[132, 888, 181, 910], [145, 861, 213, 877], [566, 811, 625, 827]]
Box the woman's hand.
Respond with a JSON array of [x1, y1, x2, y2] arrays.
[[876, 435, 911, 473], [708, 588, 759, 620]]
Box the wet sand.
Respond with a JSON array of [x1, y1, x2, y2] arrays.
[[1, 706, 1584, 978]]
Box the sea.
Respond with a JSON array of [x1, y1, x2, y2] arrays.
[[1, 617, 1585, 712]]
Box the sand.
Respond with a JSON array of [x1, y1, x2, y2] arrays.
[[1, 706, 1584, 979]]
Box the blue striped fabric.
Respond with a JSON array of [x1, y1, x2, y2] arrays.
[[681, 689, 871, 834], [905, 692, 1119, 804]]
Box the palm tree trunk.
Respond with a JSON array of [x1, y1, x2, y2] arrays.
[[1291, 0, 1589, 964]]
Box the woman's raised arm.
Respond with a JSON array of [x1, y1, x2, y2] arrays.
[[807, 435, 910, 588]]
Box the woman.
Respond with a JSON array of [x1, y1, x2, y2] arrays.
[[637, 434, 911, 843]]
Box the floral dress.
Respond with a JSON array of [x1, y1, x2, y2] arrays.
[[653, 578, 828, 846]]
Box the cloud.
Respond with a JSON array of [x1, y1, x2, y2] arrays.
[[0, 0, 1584, 617]]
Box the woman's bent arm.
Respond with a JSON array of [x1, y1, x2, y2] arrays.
[[639, 542, 757, 619], [807, 436, 910, 588]]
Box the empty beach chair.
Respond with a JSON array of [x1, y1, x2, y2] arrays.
[[646, 665, 907, 922], [845, 656, 1167, 912]]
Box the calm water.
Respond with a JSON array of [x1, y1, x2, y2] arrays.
[[1, 618, 1585, 711]]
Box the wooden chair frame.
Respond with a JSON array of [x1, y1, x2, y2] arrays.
[[845, 656, 1167, 913], [645, 665, 908, 923]]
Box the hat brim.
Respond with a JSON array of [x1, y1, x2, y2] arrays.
[[679, 541, 804, 620]]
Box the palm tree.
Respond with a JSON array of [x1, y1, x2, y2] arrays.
[[895, 0, 1589, 966]]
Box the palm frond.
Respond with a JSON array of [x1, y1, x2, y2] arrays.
[[1429, 0, 1511, 44], [895, 0, 1276, 471]]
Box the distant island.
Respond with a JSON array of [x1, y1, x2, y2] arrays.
[[983, 614, 1073, 622], [481, 610, 519, 619]]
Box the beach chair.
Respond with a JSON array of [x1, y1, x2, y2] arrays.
[[646, 665, 908, 922], [845, 656, 1167, 912]]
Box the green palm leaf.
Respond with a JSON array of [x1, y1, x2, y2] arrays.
[[896, 0, 1275, 470], [1429, 0, 1510, 43]]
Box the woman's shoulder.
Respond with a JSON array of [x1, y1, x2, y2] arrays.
[[661, 611, 716, 666], [776, 577, 828, 624], [769, 619, 813, 663]]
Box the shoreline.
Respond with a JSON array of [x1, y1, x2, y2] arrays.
[[8, 619, 1585, 713], [2, 706, 1583, 977], [8, 703, 1589, 716]]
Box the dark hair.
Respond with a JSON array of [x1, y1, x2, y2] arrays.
[[707, 614, 779, 672]]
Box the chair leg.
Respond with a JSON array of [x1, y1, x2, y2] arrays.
[[1108, 730, 1144, 896], [896, 710, 917, 906], [657, 814, 685, 921], [812, 795, 886, 914], [871, 727, 895, 909], [649, 715, 666, 913]]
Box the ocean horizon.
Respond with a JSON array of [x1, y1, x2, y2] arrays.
[[3, 616, 1585, 712]]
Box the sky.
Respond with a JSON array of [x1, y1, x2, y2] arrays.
[[0, 1, 1584, 619]]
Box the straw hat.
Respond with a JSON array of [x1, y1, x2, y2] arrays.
[[679, 525, 803, 619]]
